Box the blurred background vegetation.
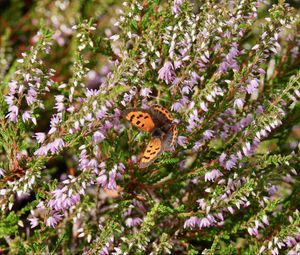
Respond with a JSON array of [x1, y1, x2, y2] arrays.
[[0, 0, 300, 254]]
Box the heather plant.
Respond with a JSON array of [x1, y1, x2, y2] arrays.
[[0, 0, 300, 254]]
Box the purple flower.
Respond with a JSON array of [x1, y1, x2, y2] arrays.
[[54, 95, 65, 112], [99, 247, 109, 255], [97, 174, 108, 187], [46, 212, 62, 228], [49, 138, 65, 154], [28, 216, 39, 228], [158, 61, 175, 84], [118, 163, 125, 173], [26, 88, 37, 105], [107, 170, 117, 190], [284, 236, 297, 247], [34, 132, 46, 143], [172, 0, 183, 14], [96, 106, 108, 119], [184, 216, 200, 229], [204, 169, 223, 182], [125, 217, 142, 227], [48, 187, 81, 211], [227, 206, 235, 214], [140, 88, 152, 97], [171, 101, 183, 112], [203, 130, 214, 141], [187, 109, 203, 132], [6, 105, 19, 122], [181, 86, 192, 95], [215, 213, 224, 221], [177, 136, 188, 146], [234, 98, 244, 110], [193, 140, 204, 152], [248, 227, 258, 236], [225, 159, 236, 170], [219, 153, 227, 165], [196, 198, 206, 210], [246, 79, 259, 94], [218, 43, 240, 73], [93, 131, 105, 143], [34, 145, 49, 156], [48, 114, 62, 135], [199, 217, 211, 229], [0, 168, 6, 177], [200, 102, 208, 112]]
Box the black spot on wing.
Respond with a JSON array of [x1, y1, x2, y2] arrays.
[[129, 114, 135, 121]]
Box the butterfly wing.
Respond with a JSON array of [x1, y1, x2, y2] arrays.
[[163, 124, 178, 149], [139, 137, 163, 168], [151, 105, 174, 122], [123, 108, 156, 132]]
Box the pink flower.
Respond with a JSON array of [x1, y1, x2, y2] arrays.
[[199, 217, 211, 228], [234, 98, 244, 110], [158, 61, 175, 84], [204, 169, 223, 182], [172, 101, 183, 112], [177, 136, 188, 146], [93, 131, 105, 143], [184, 216, 200, 229], [172, 0, 183, 14], [140, 88, 152, 97], [125, 217, 142, 227], [49, 138, 65, 154], [34, 132, 46, 143], [246, 79, 259, 94], [0, 168, 6, 177], [46, 212, 62, 228], [97, 175, 108, 187], [28, 217, 39, 228], [107, 170, 117, 190]]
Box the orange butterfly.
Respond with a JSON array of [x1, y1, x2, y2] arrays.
[[123, 105, 178, 168]]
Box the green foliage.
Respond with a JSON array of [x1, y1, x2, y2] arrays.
[[0, 0, 300, 254], [0, 212, 19, 238]]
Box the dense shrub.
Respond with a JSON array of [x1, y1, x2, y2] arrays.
[[0, 0, 300, 254]]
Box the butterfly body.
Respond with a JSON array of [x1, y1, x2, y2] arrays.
[[123, 105, 177, 168]]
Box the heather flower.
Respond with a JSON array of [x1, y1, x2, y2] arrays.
[[246, 79, 259, 94], [199, 217, 211, 229], [184, 216, 201, 229], [204, 169, 223, 182], [158, 61, 175, 84], [140, 88, 152, 98], [172, 0, 183, 14], [97, 174, 108, 187], [49, 138, 65, 154], [46, 212, 63, 228], [233, 98, 244, 110], [93, 131, 105, 143], [0, 168, 5, 177], [0, 1, 299, 254], [125, 217, 142, 227], [177, 136, 187, 147], [28, 217, 39, 228]]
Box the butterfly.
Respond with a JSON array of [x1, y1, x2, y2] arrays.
[[123, 105, 178, 168]]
